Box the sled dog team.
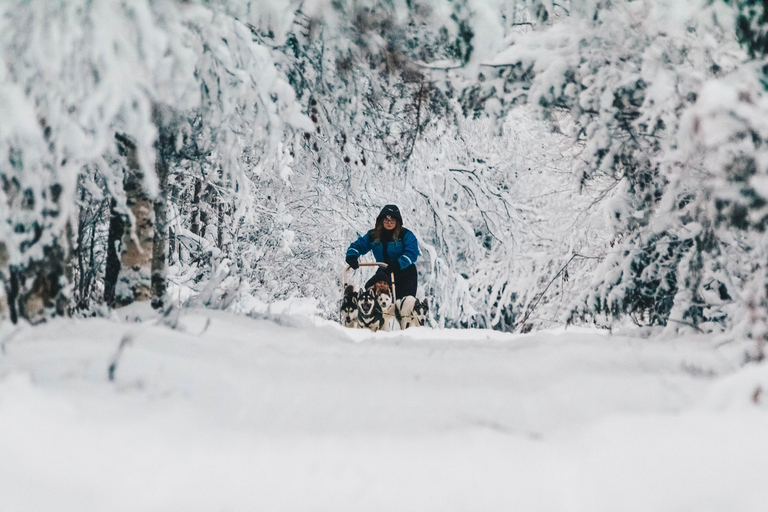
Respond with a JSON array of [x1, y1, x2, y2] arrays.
[[342, 204, 429, 331], [340, 284, 429, 331]]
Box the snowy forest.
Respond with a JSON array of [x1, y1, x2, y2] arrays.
[[3, 1, 768, 509], [2, 0, 768, 350]]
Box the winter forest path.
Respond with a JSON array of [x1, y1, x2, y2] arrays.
[[0, 307, 766, 511]]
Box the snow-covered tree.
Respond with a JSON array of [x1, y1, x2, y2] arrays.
[[452, 0, 768, 334], [0, 1, 312, 321], [6, 0, 768, 346], [0, 0, 195, 321]]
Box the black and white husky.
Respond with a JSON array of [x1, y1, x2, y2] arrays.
[[340, 285, 358, 328], [413, 298, 429, 327], [357, 288, 384, 331], [396, 296, 429, 329]]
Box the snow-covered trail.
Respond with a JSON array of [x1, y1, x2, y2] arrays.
[[0, 307, 766, 512]]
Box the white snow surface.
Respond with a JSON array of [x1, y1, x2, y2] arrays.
[[1, 305, 767, 512]]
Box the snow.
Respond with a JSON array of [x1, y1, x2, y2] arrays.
[[1, 306, 766, 511]]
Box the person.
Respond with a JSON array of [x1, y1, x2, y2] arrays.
[[345, 204, 419, 299]]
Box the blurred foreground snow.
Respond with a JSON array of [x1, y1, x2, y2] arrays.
[[0, 305, 766, 512]]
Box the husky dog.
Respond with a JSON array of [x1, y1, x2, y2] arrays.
[[375, 286, 399, 331], [396, 296, 429, 329], [357, 288, 384, 331], [340, 285, 359, 328], [413, 298, 429, 327]]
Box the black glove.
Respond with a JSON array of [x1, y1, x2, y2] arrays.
[[346, 255, 359, 269], [387, 260, 400, 273]]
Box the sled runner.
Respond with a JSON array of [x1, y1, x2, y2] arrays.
[[340, 262, 429, 331]]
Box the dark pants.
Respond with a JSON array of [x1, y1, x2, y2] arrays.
[[365, 264, 417, 299]]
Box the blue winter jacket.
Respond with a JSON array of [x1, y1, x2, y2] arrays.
[[346, 228, 419, 270]]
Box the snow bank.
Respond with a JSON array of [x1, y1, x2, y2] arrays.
[[0, 308, 765, 511]]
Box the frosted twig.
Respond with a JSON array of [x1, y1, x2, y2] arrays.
[[515, 253, 600, 332]]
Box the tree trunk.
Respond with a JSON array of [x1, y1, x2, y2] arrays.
[[190, 179, 202, 237], [75, 200, 87, 309], [151, 173, 168, 310], [168, 183, 180, 265], [151, 104, 174, 310], [114, 133, 154, 307], [6, 267, 19, 324], [74, 184, 92, 310], [103, 198, 125, 308], [217, 200, 225, 249], [0, 241, 8, 320]]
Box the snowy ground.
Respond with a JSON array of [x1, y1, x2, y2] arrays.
[[1, 305, 767, 512]]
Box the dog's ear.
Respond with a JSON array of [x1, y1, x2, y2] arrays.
[[421, 298, 428, 309], [344, 285, 355, 297]]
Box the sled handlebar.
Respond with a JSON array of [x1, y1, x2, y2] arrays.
[[345, 262, 388, 270]]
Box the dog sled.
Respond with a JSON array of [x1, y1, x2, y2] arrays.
[[340, 262, 429, 332]]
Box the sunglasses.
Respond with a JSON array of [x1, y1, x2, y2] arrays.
[[383, 215, 396, 221]]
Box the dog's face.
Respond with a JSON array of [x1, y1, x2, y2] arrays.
[[376, 287, 393, 312], [340, 286, 358, 327], [413, 298, 429, 326], [340, 299, 358, 326], [339, 285, 358, 325], [358, 289, 377, 316], [341, 308, 358, 326]]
